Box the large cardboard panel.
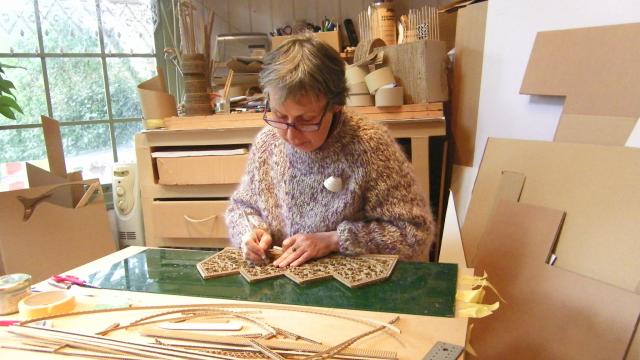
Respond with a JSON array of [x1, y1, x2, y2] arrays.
[[472, 200, 640, 359], [382, 39, 449, 103], [521, 23, 640, 144], [461, 138, 640, 292], [451, 1, 487, 166]]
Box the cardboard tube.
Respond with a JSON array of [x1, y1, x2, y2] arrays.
[[375, 86, 404, 107], [18, 291, 75, 321], [348, 82, 369, 95], [346, 94, 374, 107], [365, 67, 396, 95], [346, 65, 369, 86]]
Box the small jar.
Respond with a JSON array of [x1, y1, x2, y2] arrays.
[[0, 273, 32, 315]]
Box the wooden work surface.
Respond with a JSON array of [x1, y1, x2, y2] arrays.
[[0, 246, 471, 359]]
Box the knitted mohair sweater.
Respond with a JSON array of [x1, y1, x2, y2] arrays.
[[225, 111, 435, 261]]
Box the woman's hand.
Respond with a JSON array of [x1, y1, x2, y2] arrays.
[[272, 231, 339, 268], [241, 229, 272, 264]]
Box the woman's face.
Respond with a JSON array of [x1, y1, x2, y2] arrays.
[[269, 93, 338, 152]]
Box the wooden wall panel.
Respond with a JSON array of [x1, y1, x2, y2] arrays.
[[250, 0, 272, 33], [228, 0, 251, 32], [271, 0, 294, 29], [294, 0, 318, 24]]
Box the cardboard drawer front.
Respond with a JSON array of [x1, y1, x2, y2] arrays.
[[152, 200, 229, 238], [156, 154, 248, 185]]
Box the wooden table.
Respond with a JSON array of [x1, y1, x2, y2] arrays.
[[0, 246, 470, 359]]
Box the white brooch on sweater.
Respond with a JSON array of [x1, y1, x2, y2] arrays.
[[323, 176, 343, 192]]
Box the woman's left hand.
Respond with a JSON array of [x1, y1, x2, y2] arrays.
[[272, 231, 339, 268]]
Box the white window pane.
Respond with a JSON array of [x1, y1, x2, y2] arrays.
[[107, 57, 156, 119], [62, 123, 113, 183], [40, 0, 100, 53], [48, 58, 108, 121], [101, 0, 157, 54], [0, 58, 47, 126], [115, 121, 143, 163], [0, 1, 39, 53]]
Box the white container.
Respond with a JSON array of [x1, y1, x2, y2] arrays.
[[0, 273, 32, 315]]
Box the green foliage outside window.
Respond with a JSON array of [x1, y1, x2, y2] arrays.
[[0, 62, 23, 120]]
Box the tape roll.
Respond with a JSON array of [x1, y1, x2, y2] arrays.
[[353, 38, 386, 64], [364, 67, 396, 95], [346, 94, 374, 107], [375, 86, 404, 107], [18, 291, 75, 321], [348, 81, 369, 95], [346, 65, 368, 86]]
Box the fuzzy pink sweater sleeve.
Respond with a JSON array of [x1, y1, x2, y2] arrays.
[[225, 112, 435, 261]]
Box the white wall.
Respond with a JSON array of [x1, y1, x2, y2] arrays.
[[474, 0, 640, 167]]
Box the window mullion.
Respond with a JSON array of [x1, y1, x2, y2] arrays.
[[95, 0, 118, 163], [33, 0, 53, 119]]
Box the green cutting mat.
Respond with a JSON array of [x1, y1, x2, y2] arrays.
[[86, 248, 458, 317]]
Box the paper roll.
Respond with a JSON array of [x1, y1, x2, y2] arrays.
[[346, 94, 374, 107], [348, 82, 369, 95], [18, 291, 75, 321], [375, 86, 404, 107], [365, 67, 396, 95], [346, 65, 369, 86]]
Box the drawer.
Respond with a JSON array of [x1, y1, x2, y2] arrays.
[[151, 200, 229, 238], [156, 154, 248, 185]]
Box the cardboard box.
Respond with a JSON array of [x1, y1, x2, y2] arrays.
[[381, 39, 449, 104], [156, 154, 248, 185], [271, 31, 341, 52]]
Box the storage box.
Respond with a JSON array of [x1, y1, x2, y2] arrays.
[[271, 31, 341, 52], [382, 39, 449, 104]]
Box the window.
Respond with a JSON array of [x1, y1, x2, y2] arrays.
[[0, 0, 159, 189]]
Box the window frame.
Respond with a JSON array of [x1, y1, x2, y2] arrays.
[[0, 0, 163, 165]]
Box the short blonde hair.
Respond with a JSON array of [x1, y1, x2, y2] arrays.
[[260, 33, 347, 106]]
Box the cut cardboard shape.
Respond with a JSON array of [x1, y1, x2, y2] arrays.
[[471, 200, 640, 360], [463, 169, 524, 265], [41, 115, 67, 178], [137, 71, 178, 121], [521, 23, 640, 145], [461, 138, 640, 292], [0, 181, 116, 281]]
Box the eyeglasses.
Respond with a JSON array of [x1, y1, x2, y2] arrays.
[[263, 99, 331, 132]]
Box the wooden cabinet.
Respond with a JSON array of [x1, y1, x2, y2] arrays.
[[136, 104, 446, 249]]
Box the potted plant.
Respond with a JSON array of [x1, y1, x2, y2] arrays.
[[0, 62, 23, 119]]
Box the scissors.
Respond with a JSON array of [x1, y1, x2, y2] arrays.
[[49, 275, 99, 289]]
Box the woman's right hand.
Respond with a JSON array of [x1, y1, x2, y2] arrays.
[[241, 228, 272, 264]]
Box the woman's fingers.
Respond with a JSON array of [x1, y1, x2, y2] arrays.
[[275, 244, 305, 268]]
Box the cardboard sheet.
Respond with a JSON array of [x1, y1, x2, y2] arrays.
[[521, 23, 640, 145], [451, 1, 487, 166], [137, 73, 177, 121], [471, 200, 640, 359], [461, 138, 640, 292]]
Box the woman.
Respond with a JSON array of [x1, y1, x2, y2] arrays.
[[225, 34, 435, 267]]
